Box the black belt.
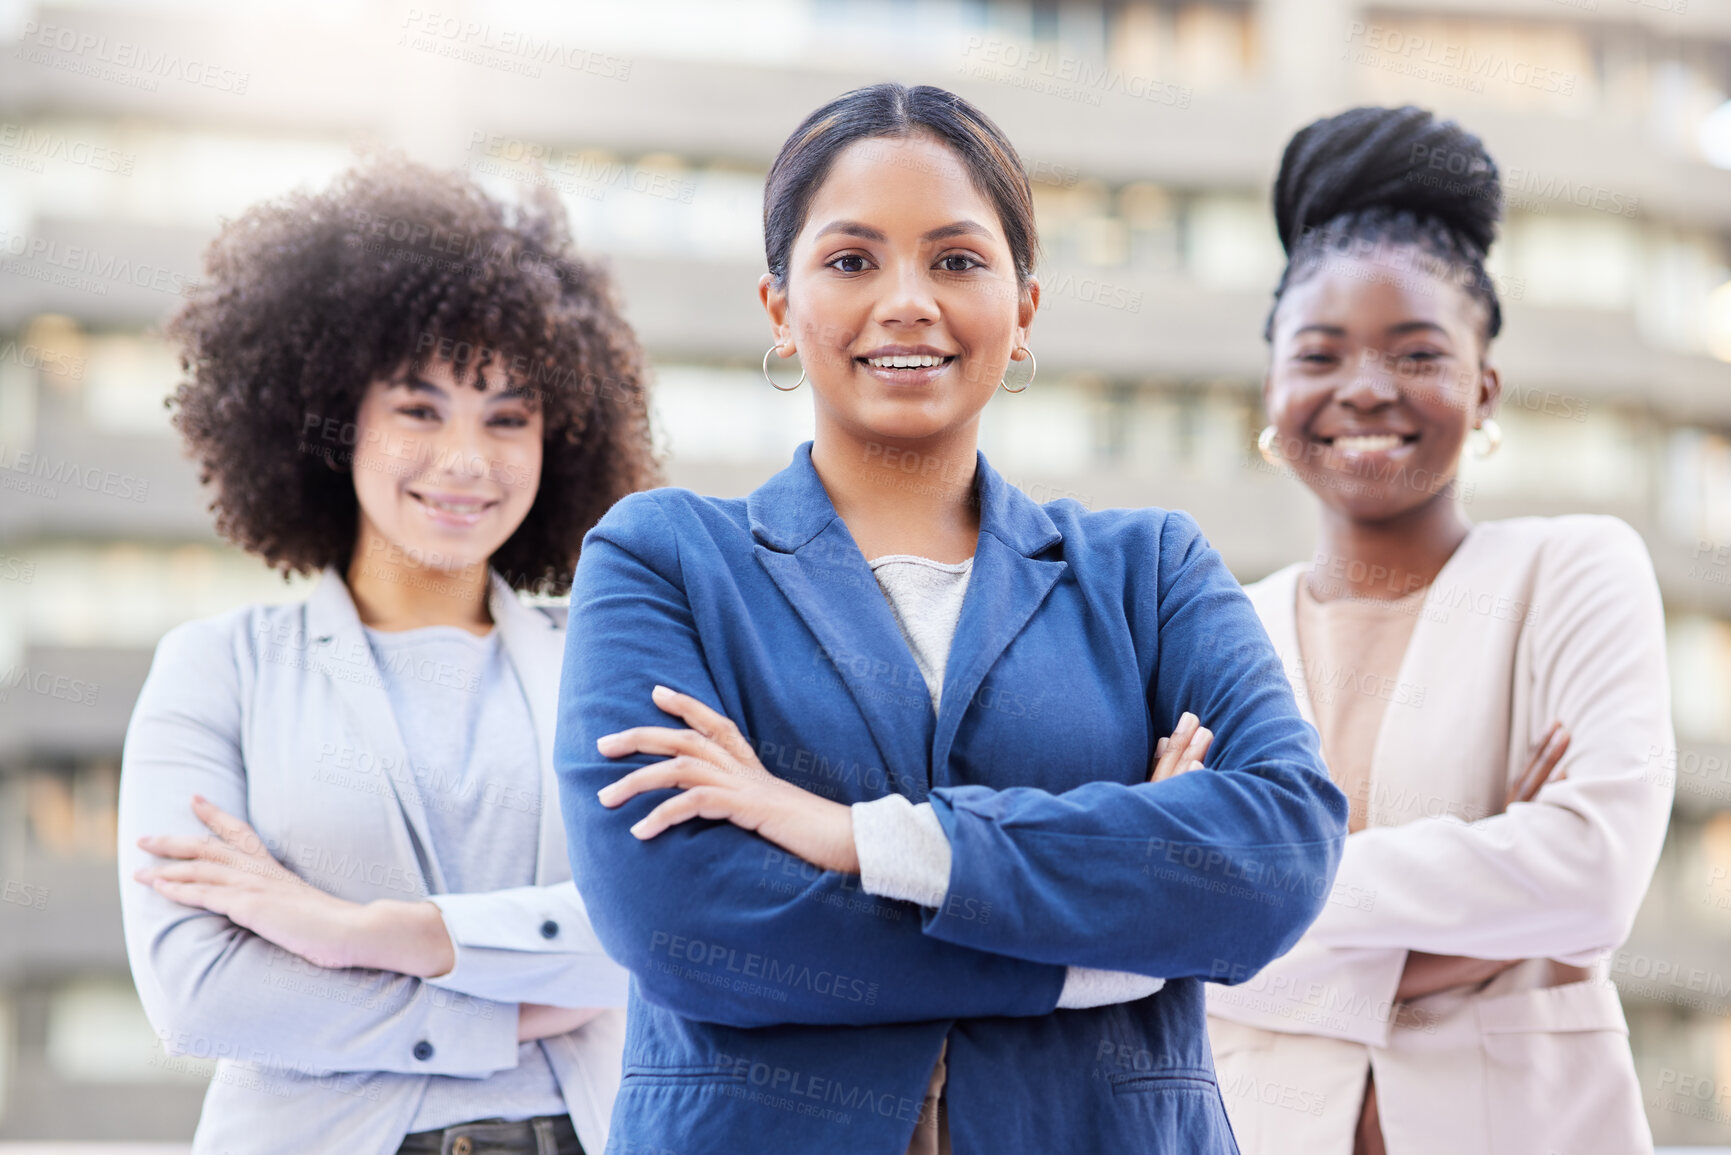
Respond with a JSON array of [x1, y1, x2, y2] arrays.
[[396, 1113, 583, 1155]]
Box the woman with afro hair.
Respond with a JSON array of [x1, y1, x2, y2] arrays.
[[1205, 106, 1672, 1154], [117, 157, 658, 1155]]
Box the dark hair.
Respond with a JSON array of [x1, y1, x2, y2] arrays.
[[1266, 105, 1503, 342], [167, 155, 660, 595], [763, 83, 1038, 288]]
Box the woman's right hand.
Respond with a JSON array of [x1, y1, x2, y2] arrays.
[[1395, 721, 1573, 1001], [517, 1003, 605, 1042], [1148, 711, 1213, 783]]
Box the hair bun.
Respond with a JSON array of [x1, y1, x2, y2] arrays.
[[1272, 105, 1501, 258]]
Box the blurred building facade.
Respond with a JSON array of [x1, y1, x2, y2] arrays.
[[1, 0, 1730, 1143]]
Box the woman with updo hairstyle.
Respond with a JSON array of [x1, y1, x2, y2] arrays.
[[557, 82, 1347, 1154], [119, 157, 657, 1155], [1204, 106, 1673, 1154]]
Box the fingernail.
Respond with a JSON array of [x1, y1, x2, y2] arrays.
[[629, 821, 649, 839], [597, 734, 622, 754], [596, 786, 616, 805], [652, 685, 672, 697], [1181, 712, 1197, 727]]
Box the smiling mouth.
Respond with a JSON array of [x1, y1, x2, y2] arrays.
[[411, 492, 497, 516], [859, 354, 956, 370], [1319, 433, 1419, 453]]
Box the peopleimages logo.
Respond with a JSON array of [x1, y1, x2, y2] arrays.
[[0, 443, 150, 503], [17, 21, 250, 94], [0, 123, 136, 175], [0, 231, 197, 298]]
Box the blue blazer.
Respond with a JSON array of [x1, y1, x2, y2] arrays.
[[557, 443, 1347, 1154]]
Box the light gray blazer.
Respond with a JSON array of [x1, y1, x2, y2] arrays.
[[118, 568, 629, 1155]]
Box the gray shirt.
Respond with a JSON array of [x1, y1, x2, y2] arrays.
[[867, 553, 974, 711], [364, 624, 567, 1132]]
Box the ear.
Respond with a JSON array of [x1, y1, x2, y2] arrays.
[[758, 273, 794, 354], [1013, 275, 1040, 349], [1475, 361, 1502, 426]]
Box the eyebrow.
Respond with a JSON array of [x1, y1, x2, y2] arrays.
[[392, 376, 536, 402], [1290, 321, 1451, 340], [922, 220, 992, 242], [392, 375, 449, 397], [812, 219, 995, 244], [1384, 321, 1450, 338]]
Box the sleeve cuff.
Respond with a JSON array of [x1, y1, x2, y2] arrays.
[[418, 988, 521, 1076], [422, 887, 631, 1007], [852, 795, 952, 908], [1057, 968, 1166, 1009]]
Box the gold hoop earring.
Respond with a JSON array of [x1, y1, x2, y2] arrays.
[[762, 343, 804, 391], [1257, 425, 1283, 468], [1000, 346, 1035, 393], [1471, 417, 1503, 458]]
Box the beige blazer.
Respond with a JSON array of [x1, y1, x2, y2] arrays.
[[1206, 516, 1673, 1155]]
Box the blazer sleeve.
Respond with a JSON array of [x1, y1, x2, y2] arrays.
[[425, 882, 632, 1007], [557, 493, 1066, 1030], [118, 617, 521, 1077], [919, 511, 1350, 982], [1299, 518, 1675, 963], [1204, 937, 1409, 1047]]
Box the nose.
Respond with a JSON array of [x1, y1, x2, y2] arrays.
[[424, 409, 492, 484], [871, 253, 939, 330], [1336, 347, 1401, 412]]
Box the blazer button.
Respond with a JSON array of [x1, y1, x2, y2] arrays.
[[412, 1040, 434, 1061], [539, 919, 559, 939], [452, 1139, 473, 1155]]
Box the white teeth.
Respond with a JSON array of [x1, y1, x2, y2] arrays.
[[1333, 434, 1404, 453], [421, 496, 487, 513], [866, 354, 946, 368]]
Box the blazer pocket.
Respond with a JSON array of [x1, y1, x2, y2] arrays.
[[1476, 980, 1648, 1155], [1107, 1068, 1218, 1096], [1106, 1069, 1238, 1154], [620, 1062, 746, 1089]]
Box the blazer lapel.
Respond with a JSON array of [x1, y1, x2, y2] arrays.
[[489, 573, 568, 884], [750, 449, 936, 795], [1253, 563, 1316, 728], [930, 461, 1066, 781], [304, 568, 445, 894], [1364, 524, 1509, 827], [748, 443, 1067, 796]]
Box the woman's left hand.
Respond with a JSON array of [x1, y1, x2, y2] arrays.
[[597, 685, 861, 875], [134, 795, 455, 976]]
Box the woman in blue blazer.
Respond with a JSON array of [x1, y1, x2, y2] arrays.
[[556, 84, 1348, 1154]]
